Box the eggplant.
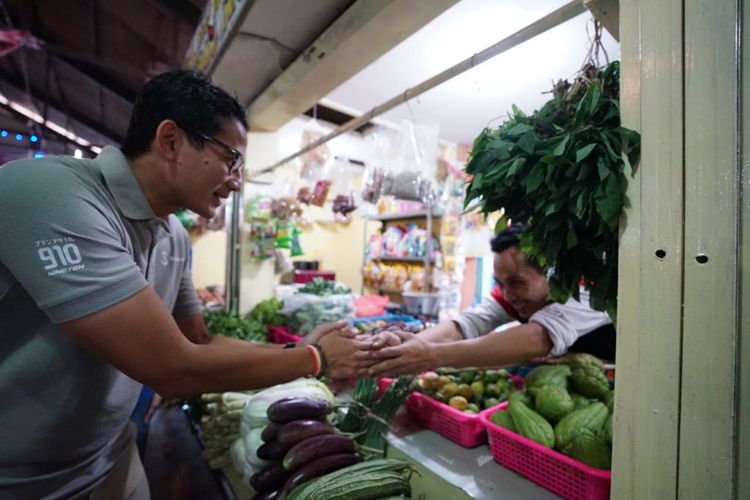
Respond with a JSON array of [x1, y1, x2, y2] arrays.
[[282, 434, 355, 471], [256, 438, 292, 461], [249, 462, 290, 493], [267, 397, 332, 423], [261, 422, 280, 442], [281, 453, 362, 497], [276, 419, 333, 446]]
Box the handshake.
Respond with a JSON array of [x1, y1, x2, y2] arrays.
[[304, 321, 437, 381]]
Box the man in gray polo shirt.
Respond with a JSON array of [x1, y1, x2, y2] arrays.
[[0, 70, 361, 499]]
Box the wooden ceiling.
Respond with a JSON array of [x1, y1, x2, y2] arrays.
[[0, 0, 206, 145]]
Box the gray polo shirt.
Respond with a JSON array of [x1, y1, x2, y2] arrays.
[[0, 147, 201, 498]]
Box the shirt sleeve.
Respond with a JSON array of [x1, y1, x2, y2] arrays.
[[529, 294, 613, 356], [453, 294, 516, 339], [171, 227, 202, 318], [0, 159, 147, 323]]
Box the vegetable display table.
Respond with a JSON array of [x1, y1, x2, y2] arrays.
[[385, 410, 559, 499]]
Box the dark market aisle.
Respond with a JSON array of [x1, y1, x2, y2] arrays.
[[142, 406, 228, 500]]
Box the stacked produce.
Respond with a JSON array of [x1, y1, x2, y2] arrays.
[[238, 379, 335, 483], [414, 368, 518, 414], [249, 397, 362, 499], [282, 279, 354, 334], [200, 391, 255, 469], [489, 354, 614, 470]]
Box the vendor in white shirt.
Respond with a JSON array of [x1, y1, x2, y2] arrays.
[[361, 224, 615, 377]]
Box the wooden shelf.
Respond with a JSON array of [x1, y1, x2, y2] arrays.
[[364, 285, 404, 294], [371, 256, 431, 263], [368, 210, 442, 222]]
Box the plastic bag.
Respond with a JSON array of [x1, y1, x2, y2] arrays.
[[281, 292, 355, 334], [353, 295, 389, 318], [383, 121, 440, 202], [361, 130, 395, 204], [328, 156, 358, 216]]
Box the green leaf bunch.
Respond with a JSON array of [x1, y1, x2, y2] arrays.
[[464, 61, 640, 317]]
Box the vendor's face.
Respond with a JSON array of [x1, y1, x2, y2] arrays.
[[176, 118, 247, 219], [493, 246, 549, 319]]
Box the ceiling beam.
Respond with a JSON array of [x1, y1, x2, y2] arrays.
[[245, 0, 459, 132], [0, 69, 123, 144]]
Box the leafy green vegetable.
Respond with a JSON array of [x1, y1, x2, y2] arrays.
[[464, 61, 640, 318], [246, 298, 287, 326], [203, 309, 268, 343], [298, 277, 351, 296]]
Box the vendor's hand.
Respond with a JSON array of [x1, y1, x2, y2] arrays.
[[301, 320, 355, 346], [317, 330, 373, 379], [369, 330, 406, 350], [362, 331, 437, 377]]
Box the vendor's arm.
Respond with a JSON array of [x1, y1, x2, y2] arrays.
[[370, 294, 515, 349], [366, 323, 551, 376], [61, 287, 362, 397]]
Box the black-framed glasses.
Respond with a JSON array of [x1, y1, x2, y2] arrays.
[[178, 123, 244, 177]]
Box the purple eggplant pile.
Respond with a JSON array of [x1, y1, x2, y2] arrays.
[[249, 397, 362, 499]]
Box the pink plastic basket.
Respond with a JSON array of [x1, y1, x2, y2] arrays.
[[479, 403, 611, 500], [266, 325, 303, 344], [405, 391, 503, 448]]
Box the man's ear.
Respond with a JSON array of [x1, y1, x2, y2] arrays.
[[154, 120, 180, 162]]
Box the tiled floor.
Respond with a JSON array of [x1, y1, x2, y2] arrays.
[[142, 406, 228, 500]]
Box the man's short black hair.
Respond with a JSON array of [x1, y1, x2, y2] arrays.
[[490, 223, 527, 253], [490, 223, 543, 273], [121, 70, 248, 158]]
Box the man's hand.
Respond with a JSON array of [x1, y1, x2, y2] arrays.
[[361, 331, 438, 377], [144, 393, 163, 424], [317, 330, 373, 380], [301, 320, 355, 346]]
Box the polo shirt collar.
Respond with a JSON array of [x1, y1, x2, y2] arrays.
[[98, 146, 158, 221]]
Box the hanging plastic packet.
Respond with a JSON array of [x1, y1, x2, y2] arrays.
[[309, 157, 334, 207], [298, 120, 331, 204], [383, 120, 440, 202], [361, 131, 395, 204], [329, 156, 358, 216], [275, 219, 293, 249], [290, 226, 304, 257]]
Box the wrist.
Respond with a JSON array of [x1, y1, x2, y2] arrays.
[[313, 343, 328, 378], [426, 340, 444, 369], [304, 345, 322, 377]]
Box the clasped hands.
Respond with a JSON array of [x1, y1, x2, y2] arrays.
[[309, 322, 434, 380]]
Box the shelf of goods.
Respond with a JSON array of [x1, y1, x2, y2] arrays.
[[362, 210, 461, 307]]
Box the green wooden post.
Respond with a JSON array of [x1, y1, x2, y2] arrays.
[[618, 0, 747, 497], [740, 0, 750, 496], [680, 0, 741, 497], [614, 0, 685, 498]]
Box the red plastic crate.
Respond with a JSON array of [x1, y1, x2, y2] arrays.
[[266, 325, 303, 344], [479, 403, 611, 500]]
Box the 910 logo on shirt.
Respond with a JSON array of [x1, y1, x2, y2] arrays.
[[37, 242, 85, 276]]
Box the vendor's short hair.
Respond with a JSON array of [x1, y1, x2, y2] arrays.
[[490, 223, 526, 253], [490, 223, 543, 273], [121, 70, 247, 158]]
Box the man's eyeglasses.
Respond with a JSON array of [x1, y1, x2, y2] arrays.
[[178, 123, 244, 177]]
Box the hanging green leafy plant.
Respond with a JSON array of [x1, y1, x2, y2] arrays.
[[463, 60, 640, 318]]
